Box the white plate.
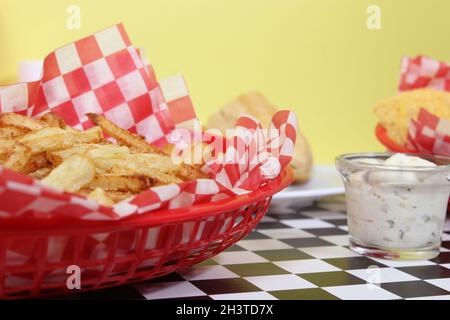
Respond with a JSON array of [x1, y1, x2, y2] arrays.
[[272, 165, 344, 205]]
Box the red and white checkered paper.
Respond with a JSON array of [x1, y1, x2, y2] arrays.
[[0, 24, 297, 221], [398, 55, 450, 155]]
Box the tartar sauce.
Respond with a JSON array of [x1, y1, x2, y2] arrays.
[[346, 153, 450, 249]]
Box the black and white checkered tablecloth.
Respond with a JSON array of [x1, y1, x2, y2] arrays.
[[60, 196, 450, 300]]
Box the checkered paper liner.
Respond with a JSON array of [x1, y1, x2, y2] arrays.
[[0, 24, 297, 221], [398, 55, 450, 155]]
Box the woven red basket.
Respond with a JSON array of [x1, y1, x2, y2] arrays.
[[0, 167, 292, 299]]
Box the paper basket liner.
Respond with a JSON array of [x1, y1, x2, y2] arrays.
[[398, 55, 450, 155], [0, 24, 297, 221]]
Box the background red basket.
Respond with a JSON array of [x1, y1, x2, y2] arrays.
[[375, 123, 415, 153], [0, 167, 293, 299]]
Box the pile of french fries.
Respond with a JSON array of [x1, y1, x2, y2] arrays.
[[0, 112, 208, 206]]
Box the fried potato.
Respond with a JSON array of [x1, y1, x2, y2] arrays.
[[102, 190, 135, 203], [91, 150, 207, 183], [91, 153, 177, 173], [86, 144, 130, 158], [22, 153, 51, 174], [19, 127, 102, 155], [164, 142, 212, 165], [47, 144, 127, 166], [47, 144, 97, 166], [0, 126, 28, 138], [19, 127, 75, 154], [0, 112, 210, 206], [41, 155, 95, 192], [3, 143, 32, 172], [0, 113, 46, 131], [39, 112, 67, 128], [0, 139, 13, 163], [176, 163, 209, 180], [86, 113, 163, 154], [87, 174, 156, 193], [92, 155, 183, 185], [0, 138, 16, 153], [162, 143, 175, 155], [87, 188, 115, 207], [73, 126, 103, 144], [28, 167, 52, 179], [39, 112, 80, 134], [163, 142, 211, 179]]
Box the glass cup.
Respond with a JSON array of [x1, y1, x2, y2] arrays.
[[336, 153, 450, 260]]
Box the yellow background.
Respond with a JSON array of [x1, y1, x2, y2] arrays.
[[1, 0, 449, 163]]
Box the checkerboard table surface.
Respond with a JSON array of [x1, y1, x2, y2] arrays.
[[62, 196, 450, 300]]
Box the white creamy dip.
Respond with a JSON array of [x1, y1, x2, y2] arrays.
[[346, 153, 450, 249]]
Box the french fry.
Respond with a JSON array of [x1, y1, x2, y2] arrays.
[[28, 167, 52, 179], [22, 153, 51, 174], [87, 174, 156, 192], [48, 144, 129, 166], [41, 155, 95, 192], [86, 144, 130, 158], [39, 112, 67, 128], [3, 143, 32, 172], [91, 152, 206, 183], [0, 138, 16, 153], [47, 144, 97, 166], [0, 113, 46, 131], [73, 126, 103, 144], [40, 112, 80, 134], [0, 126, 28, 139], [94, 159, 183, 185], [162, 142, 210, 179], [162, 143, 175, 155], [102, 190, 135, 203], [176, 163, 209, 180], [19, 127, 103, 155], [0, 112, 211, 205], [86, 113, 163, 154], [91, 153, 179, 174], [87, 187, 115, 207], [19, 127, 76, 154]]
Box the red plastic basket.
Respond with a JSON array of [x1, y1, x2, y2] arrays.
[[375, 123, 415, 153], [0, 167, 293, 299]]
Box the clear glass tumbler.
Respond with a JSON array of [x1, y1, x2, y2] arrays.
[[336, 153, 450, 260]]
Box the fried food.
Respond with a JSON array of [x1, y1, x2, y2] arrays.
[[0, 126, 28, 139], [207, 91, 312, 183], [0, 112, 210, 206], [18, 127, 102, 155], [0, 138, 16, 153], [0, 113, 46, 131], [86, 113, 163, 154], [374, 88, 450, 145], [3, 143, 31, 172], [87, 188, 115, 207], [87, 175, 156, 192], [28, 167, 52, 179], [22, 153, 51, 174], [19, 127, 74, 154], [92, 154, 183, 185], [47, 144, 129, 166], [41, 155, 96, 192], [39, 112, 67, 128]]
